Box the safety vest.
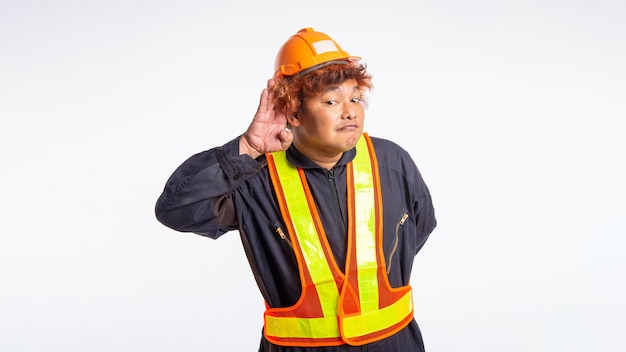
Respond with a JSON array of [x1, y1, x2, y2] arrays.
[[264, 133, 414, 347]]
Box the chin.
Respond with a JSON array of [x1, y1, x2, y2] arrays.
[[344, 136, 360, 150]]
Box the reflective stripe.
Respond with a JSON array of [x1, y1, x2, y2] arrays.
[[342, 290, 413, 337], [352, 136, 379, 313], [266, 315, 339, 338]]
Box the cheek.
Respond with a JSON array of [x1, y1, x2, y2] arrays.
[[356, 104, 365, 116]]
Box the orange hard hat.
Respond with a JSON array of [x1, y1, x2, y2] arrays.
[[274, 27, 360, 77]]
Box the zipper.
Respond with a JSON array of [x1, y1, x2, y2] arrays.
[[327, 168, 346, 228], [386, 210, 409, 275], [273, 223, 293, 248]]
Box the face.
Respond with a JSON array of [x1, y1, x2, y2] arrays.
[[287, 79, 365, 165]]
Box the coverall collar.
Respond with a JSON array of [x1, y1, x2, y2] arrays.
[[285, 144, 357, 170]]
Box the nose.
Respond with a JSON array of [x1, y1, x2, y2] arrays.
[[342, 103, 357, 120]]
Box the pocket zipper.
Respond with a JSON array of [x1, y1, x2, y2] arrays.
[[274, 224, 293, 248], [386, 211, 409, 275]]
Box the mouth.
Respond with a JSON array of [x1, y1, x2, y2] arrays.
[[337, 124, 360, 131]]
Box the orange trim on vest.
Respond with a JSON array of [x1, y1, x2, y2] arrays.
[[264, 133, 413, 347]]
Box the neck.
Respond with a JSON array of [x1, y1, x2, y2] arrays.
[[292, 142, 342, 170]]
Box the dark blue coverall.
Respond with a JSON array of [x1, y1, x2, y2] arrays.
[[155, 135, 436, 352]]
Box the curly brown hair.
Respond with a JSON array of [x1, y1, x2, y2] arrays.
[[272, 63, 373, 118]]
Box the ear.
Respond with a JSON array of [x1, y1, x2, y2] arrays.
[[287, 113, 301, 127]]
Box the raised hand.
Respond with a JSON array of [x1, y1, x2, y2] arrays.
[[240, 78, 293, 158]]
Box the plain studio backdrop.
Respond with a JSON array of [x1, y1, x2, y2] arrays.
[[1, 1, 624, 351]]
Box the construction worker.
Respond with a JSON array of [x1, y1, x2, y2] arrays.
[[155, 27, 437, 351]]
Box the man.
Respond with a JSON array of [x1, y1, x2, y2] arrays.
[[155, 27, 437, 352]]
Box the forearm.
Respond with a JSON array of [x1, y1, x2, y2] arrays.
[[155, 136, 265, 236]]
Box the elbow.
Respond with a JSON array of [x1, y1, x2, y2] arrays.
[[154, 193, 223, 238], [154, 199, 178, 231]]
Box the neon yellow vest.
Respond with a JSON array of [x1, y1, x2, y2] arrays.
[[264, 133, 413, 347]]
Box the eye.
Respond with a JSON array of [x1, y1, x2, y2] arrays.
[[325, 100, 338, 106], [351, 97, 361, 103]]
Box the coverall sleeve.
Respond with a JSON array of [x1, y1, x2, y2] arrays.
[[154, 136, 265, 238], [412, 167, 437, 255]]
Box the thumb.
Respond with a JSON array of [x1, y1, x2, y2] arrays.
[[279, 127, 293, 149]]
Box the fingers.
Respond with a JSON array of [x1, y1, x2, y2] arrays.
[[267, 78, 276, 89], [258, 78, 277, 114], [266, 79, 276, 110], [257, 87, 269, 113]]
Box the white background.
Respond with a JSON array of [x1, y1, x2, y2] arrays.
[[1, 0, 624, 351]]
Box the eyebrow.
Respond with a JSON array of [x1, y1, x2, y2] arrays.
[[325, 84, 360, 93]]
